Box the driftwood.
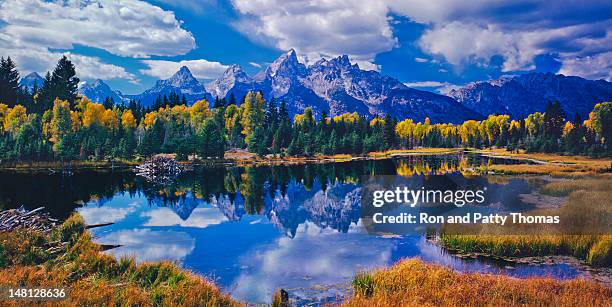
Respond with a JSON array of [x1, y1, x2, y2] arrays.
[[0, 206, 58, 233], [134, 156, 186, 182]]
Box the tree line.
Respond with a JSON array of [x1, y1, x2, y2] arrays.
[[0, 55, 610, 164]]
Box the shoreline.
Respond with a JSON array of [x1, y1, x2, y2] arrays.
[[1, 148, 609, 177]]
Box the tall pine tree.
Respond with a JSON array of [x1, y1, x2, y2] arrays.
[[0, 57, 20, 106]]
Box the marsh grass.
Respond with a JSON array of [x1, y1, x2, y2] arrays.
[[441, 177, 612, 267], [345, 258, 612, 306], [0, 214, 238, 306], [476, 149, 612, 176], [540, 177, 612, 196]]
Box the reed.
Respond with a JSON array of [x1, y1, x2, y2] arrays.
[[345, 258, 612, 306]]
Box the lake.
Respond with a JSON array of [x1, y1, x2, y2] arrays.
[[0, 154, 598, 304]]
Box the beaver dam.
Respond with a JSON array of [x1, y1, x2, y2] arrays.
[[134, 156, 187, 182]]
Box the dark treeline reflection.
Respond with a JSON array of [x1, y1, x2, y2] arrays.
[[0, 154, 530, 234]]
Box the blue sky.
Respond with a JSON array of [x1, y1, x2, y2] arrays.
[[0, 0, 610, 95]]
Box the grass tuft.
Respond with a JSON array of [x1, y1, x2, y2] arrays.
[[0, 213, 239, 306], [343, 258, 612, 306]]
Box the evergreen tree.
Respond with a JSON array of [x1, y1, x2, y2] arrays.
[[0, 57, 20, 106], [228, 93, 237, 106], [197, 119, 225, 158], [383, 113, 396, 149], [49, 56, 80, 107]]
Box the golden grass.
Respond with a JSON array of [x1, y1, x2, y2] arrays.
[[344, 258, 612, 307], [441, 177, 612, 267], [540, 177, 612, 196], [368, 147, 461, 157], [475, 148, 612, 176], [0, 214, 239, 306]]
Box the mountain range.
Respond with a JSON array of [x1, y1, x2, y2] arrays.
[[19, 50, 612, 123], [449, 73, 612, 120]]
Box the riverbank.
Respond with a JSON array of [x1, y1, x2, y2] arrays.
[[1, 148, 609, 173], [0, 214, 238, 306], [345, 258, 612, 306], [473, 148, 612, 176]]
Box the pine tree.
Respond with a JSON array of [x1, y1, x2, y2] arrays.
[[0, 57, 20, 106], [228, 93, 237, 106], [197, 119, 225, 158], [49, 56, 80, 107]]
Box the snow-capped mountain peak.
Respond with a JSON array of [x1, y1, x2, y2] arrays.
[[206, 65, 253, 99], [19, 72, 44, 91], [78, 79, 126, 104]]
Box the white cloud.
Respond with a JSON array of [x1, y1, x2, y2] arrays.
[[231, 221, 394, 303], [0, 0, 195, 58], [98, 229, 195, 263], [78, 202, 138, 225], [229, 0, 611, 79], [248, 62, 262, 68], [141, 207, 228, 228], [140, 59, 229, 79], [67, 53, 138, 82], [404, 81, 449, 88], [414, 57, 429, 63], [0, 47, 137, 82], [0, 0, 196, 82], [231, 0, 396, 67], [404, 81, 462, 94], [559, 52, 612, 81]]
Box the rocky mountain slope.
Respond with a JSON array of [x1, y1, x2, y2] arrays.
[[448, 73, 612, 119]]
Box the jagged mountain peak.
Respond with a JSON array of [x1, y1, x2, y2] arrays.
[[166, 66, 198, 85], [267, 49, 304, 77], [126, 66, 211, 106], [206, 64, 254, 99], [78, 79, 125, 104]]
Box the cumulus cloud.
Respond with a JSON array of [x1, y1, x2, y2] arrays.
[[0, 0, 195, 58], [98, 229, 195, 263], [404, 1, 612, 75], [0, 0, 196, 82], [141, 207, 228, 228], [559, 51, 612, 81], [78, 202, 138, 225], [230, 0, 611, 79], [140, 59, 229, 79], [231, 0, 396, 67]]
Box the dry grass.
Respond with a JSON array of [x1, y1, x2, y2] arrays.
[[441, 177, 612, 267], [0, 214, 239, 306], [475, 149, 612, 176], [344, 258, 612, 306], [540, 176, 612, 196], [368, 147, 461, 157]]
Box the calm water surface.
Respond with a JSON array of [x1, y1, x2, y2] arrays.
[[0, 154, 595, 304]]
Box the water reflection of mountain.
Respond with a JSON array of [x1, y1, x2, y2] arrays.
[[0, 154, 535, 226]]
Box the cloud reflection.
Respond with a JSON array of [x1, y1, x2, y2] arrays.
[[98, 229, 195, 263], [231, 221, 395, 303], [141, 207, 228, 228]]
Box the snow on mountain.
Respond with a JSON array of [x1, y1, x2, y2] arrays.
[[127, 66, 212, 106], [449, 73, 612, 119], [79, 79, 126, 104], [206, 50, 480, 123], [19, 72, 44, 91], [205, 64, 255, 101]]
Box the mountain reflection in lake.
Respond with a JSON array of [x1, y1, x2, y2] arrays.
[[0, 154, 591, 304]]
